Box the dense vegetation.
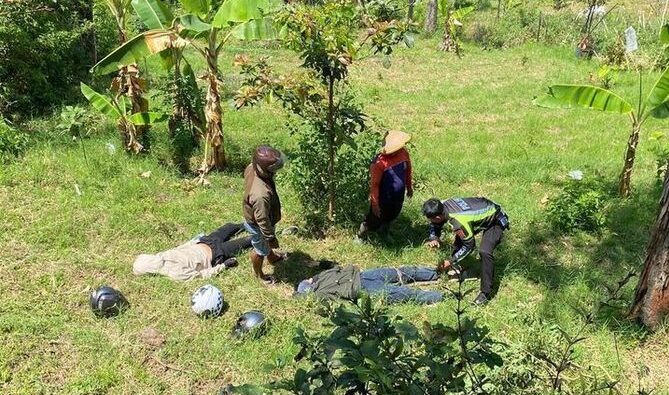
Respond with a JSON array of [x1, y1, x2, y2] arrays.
[[3, 0, 669, 393]]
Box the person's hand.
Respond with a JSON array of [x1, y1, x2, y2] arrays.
[[268, 238, 279, 249], [372, 205, 381, 218], [425, 239, 441, 248], [406, 189, 414, 199], [439, 260, 452, 272]]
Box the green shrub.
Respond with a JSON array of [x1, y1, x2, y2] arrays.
[[287, 115, 381, 232], [0, 119, 29, 163], [0, 0, 99, 118], [546, 171, 609, 233]]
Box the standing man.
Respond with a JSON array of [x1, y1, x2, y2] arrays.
[[243, 145, 286, 284], [422, 197, 510, 306], [357, 130, 414, 238]]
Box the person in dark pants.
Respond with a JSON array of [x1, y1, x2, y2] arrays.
[[294, 264, 443, 304], [133, 223, 252, 281], [422, 197, 510, 306], [357, 130, 414, 238]]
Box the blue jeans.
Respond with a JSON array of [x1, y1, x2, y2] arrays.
[[360, 266, 443, 304], [243, 221, 271, 257]]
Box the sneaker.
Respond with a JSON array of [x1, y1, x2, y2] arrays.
[[473, 292, 489, 306], [222, 257, 238, 269]]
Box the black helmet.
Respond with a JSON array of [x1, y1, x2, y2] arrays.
[[233, 310, 267, 338], [89, 286, 129, 318]]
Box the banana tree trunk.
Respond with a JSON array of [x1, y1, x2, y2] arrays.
[[200, 32, 226, 174], [630, 169, 669, 330], [440, 10, 459, 54], [618, 121, 640, 197], [113, 65, 148, 153]]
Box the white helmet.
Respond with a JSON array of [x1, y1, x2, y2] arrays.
[[191, 285, 224, 318]]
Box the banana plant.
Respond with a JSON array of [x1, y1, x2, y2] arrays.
[[97, 0, 155, 154], [438, 1, 474, 55], [533, 68, 669, 197], [81, 82, 166, 150], [91, 0, 279, 174]]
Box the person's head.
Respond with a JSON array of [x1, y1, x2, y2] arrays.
[[381, 130, 411, 155], [253, 145, 285, 177], [422, 198, 447, 224], [295, 278, 314, 296]]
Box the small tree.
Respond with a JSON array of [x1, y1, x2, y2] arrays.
[[274, 1, 410, 224], [91, 0, 277, 174], [533, 68, 669, 197], [98, 0, 153, 153], [438, 1, 474, 55]]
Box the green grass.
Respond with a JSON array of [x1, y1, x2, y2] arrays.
[[2, 37, 669, 393]]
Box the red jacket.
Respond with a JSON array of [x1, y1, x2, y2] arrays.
[[369, 148, 413, 209]]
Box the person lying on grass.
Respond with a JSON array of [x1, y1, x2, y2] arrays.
[[294, 264, 443, 304], [423, 197, 510, 306], [133, 223, 252, 281]]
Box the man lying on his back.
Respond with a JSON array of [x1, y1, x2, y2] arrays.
[[133, 223, 252, 281], [294, 264, 444, 304]]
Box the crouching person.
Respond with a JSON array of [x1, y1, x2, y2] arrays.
[[133, 223, 252, 281], [243, 145, 287, 284], [295, 265, 443, 304]]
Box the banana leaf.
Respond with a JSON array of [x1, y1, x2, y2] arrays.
[[533, 84, 632, 114], [131, 0, 173, 29], [80, 83, 122, 120]]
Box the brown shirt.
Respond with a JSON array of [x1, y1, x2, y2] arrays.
[[242, 164, 281, 242]]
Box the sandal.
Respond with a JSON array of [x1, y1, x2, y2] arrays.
[[261, 275, 277, 285]]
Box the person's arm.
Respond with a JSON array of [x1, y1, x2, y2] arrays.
[[451, 228, 475, 263], [253, 196, 277, 244], [428, 222, 444, 241], [198, 264, 227, 279], [405, 151, 413, 198], [369, 159, 383, 217]]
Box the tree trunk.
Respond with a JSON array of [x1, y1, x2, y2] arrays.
[[200, 32, 226, 174], [326, 76, 336, 223], [424, 0, 438, 35], [630, 170, 669, 330], [407, 0, 416, 21], [618, 121, 640, 197]]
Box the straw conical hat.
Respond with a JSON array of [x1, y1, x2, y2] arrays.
[[382, 130, 411, 154]]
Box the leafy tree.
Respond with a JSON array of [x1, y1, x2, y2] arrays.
[[0, 0, 95, 117], [91, 0, 277, 173], [237, 1, 411, 225], [533, 67, 669, 197]]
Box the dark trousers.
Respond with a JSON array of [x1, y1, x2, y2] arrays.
[[455, 225, 504, 295], [360, 266, 443, 304], [199, 223, 253, 266], [361, 194, 405, 232]]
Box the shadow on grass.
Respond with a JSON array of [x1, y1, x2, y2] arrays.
[[495, 179, 663, 337], [361, 213, 432, 255], [272, 250, 336, 288]]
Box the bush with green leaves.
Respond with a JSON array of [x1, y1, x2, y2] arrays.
[[0, 119, 29, 163], [366, 0, 405, 22], [226, 285, 507, 394], [0, 0, 95, 118], [546, 173, 609, 234]]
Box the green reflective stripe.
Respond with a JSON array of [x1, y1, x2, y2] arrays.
[[450, 207, 497, 237]]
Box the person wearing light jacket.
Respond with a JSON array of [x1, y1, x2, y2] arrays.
[[133, 223, 251, 281]]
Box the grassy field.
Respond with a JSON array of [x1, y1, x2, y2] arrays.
[[2, 35, 669, 393]]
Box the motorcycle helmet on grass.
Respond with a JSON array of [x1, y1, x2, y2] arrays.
[[191, 284, 225, 318], [233, 310, 268, 339], [89, 286, 129, 318]]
